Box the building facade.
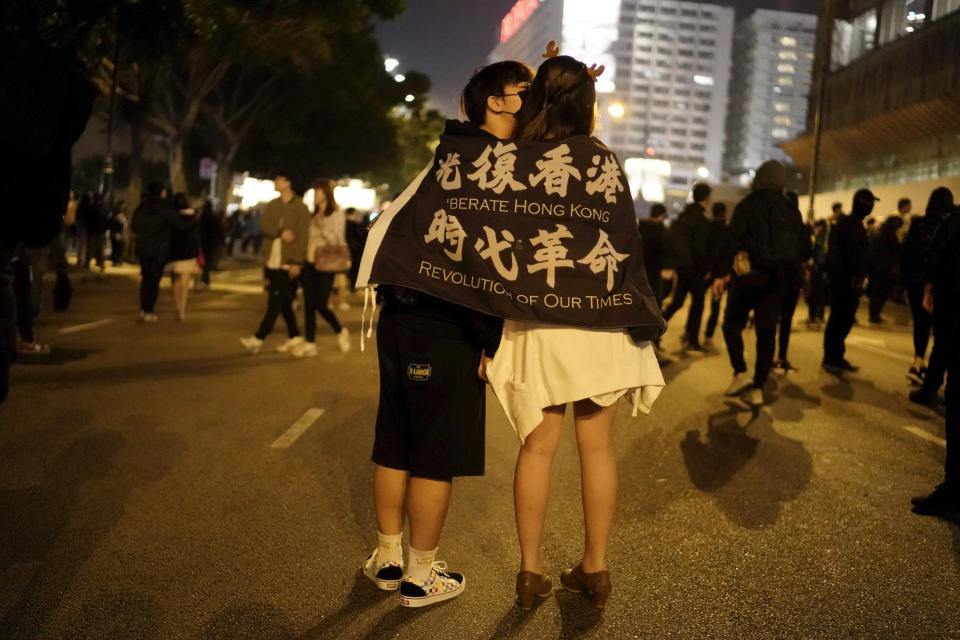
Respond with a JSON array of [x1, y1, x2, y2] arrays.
[[783, 0, 960, 219], [723, 10, 817, 187], [490, 0, 734, 213]]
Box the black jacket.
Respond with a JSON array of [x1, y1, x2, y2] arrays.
[[131, 198, 181, 262], [705, 218, 726, 277], [902, 215, 941, 284], [168, 211, 201, 261], [927, 209, 960, 297], [716, 189, 811, 275], [667, 203, 709, 274], [637, 218, 665, 277], [827, 213, 869, 280]]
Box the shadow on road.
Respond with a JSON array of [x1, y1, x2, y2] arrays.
[[13, 347, 102, 366], [67, 590, 166, 640], [555, 589, 603, 638], [298, 572, 396, 640], [680, 401, 813, 528], [0, 411, 186, 639]]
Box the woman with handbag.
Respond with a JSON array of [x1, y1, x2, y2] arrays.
[[292, 179, 350, 356]]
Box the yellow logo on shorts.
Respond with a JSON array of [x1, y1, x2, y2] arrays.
[[407, 364, 432, 381]]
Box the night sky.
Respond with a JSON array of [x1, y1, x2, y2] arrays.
[[376, 0, 818, 119]]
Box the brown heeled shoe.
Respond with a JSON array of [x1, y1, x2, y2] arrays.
[[560, 563, 612, 610], [516, 571, 553, 610]]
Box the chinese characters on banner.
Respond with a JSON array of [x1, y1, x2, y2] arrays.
[[365, 129, 666, 336]]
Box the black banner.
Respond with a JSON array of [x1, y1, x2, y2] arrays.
[[358, 132, 666, 337]]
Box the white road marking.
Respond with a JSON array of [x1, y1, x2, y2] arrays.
[[845, 337, 914, 364], [270, 409, 325, 449], [58, 319, 114, 335], [904, 426, 947, 448]]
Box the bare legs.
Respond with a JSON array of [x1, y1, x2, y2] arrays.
[[373, 464, 452, 550], [513, 399, 619, 575], [172, 273, 192, 320]]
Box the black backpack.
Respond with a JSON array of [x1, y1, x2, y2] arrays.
[[754, 196, 802, 268]]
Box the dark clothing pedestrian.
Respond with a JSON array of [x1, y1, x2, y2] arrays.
[[139, 259, 165, 314], [78, 195, 107, 269], [715, 164, 811, 390], [777, 264, 804, 363], [823, 206, 871, 368], [903, 208, 947, 361], [168, 211, 200, 262], [662, 202, 711, 347], [255, 268, 300, 340], [302, 264, 342, 340], [199, 204, 224, 285], [131, 196, 181, 314], [866, 217, 903, 322], [703, 217, 726, 340], [806, 225, 829, 323], [638, 217, 666, 305]]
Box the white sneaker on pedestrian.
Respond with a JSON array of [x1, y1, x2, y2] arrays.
[[724, 371, 753, 396], [337, 328, 351, 353], [745, 387, 764, 407], [146, 313, 158, 323], [399, 562, 465, 608], [276, 336, 305, 353], [240, 336, 263, 354], [362, 548, 403, 591], [291, 341, 317, 358]]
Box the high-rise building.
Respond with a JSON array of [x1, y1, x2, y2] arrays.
[[490, 0, 734, 212], [783, 0, 960, 218], [724, 10, 817, 187]]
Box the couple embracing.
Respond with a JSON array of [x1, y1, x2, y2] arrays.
[[356, 45, 666, 611]]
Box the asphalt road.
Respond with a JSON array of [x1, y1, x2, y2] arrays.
[[1, 263, 957, 640]]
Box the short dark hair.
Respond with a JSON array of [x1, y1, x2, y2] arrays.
[[649, 203, 667, 218], [832, 202, 843, 212], [898, 198, 911, 210], [461, 61, 533, 126], [692, 182, 711, 203], [146, 181, 166, 201], [711, 202, 726, 218]]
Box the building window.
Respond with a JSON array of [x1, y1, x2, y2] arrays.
[[700, 24, 718, 32], [693, 74, 714, 86], [880, 0, 934, 44], [653, 86, 669, 94], [671, 128, 688, 136], [780, 36, 797, 46], [697, 51, 715, 59], [699, 38, 716, 46], [778, 76, 794, 86], [772, 128, 789, 138], [777, 63, 796, 73], [680, 8, 697, 16], [694, 90, 711, 99], [692, 129, 707, 138], [933, 0, 960, 20], [679, 22, 696, 30], [657, 47, 673, 55], [778, 50, 798, 60], [773, 102, 790, 112], [832, 9, 877, 68], [774, 116, 792, 125], [660, 6, 677, 14], [690, 143, 707, 151]]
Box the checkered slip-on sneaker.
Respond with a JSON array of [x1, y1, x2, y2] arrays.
[[361, 548, 403, 591], [399, 562, 465, 608]]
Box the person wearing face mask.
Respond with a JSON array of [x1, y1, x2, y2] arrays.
[[822, 188, 879, 376]]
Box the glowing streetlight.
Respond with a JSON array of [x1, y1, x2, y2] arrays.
[[394, 74, 406, 83], [696, 166, 710, 179], [405, 94, 415, 103], [384, 57, 399, 72], [607, 103, 626, 118]]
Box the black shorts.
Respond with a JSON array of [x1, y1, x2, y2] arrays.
[[372, 306, 486, 480]]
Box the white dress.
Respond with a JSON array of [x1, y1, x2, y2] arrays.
[[488, 320, 665, 443]]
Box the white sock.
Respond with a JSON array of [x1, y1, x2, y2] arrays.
[[406, 546, 437, 584], [377, 531, 403, 566]]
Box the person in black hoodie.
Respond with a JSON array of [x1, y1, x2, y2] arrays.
[[362, 60, 529, 610], [712, 160, 811, 406], [911, 204, 960, 519], [662, 182, 712, 351], [773, 190, 806, 372], [903, 188, 953, 387], [198, 200, 224, 288], [638, 203, 668, 306], [131, 183, 181, 322], [866, 214, 904, 324], [703, 201, 727, 348], [822, 188, 878, 375]]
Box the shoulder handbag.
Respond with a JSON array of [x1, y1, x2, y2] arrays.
[[314, 244, 352, 273]]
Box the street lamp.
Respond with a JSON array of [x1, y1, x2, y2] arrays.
[[394, 74, 406, 83], [405, 94, 415, 103], [696, 166, 710, 179], [384, 57, 399, 72], [607, 103, 626, 118]]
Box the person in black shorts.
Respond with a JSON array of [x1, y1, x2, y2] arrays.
[[362, 60, 533, 608]]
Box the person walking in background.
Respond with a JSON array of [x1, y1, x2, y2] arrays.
[[822, 189, 878, 376], [703, 201, 727, 349], [712, 160, 811, 406], [866, 214, 903, 324], [806, 219, 829, 327], [910, 187, 956, 407], [911, 203, 960, 519], [661, 182, 712, 351], [638, 203, 668, 308], [109, 204, 128, 266], [131, 182, 179, 323], [773, 191, 807, 373], [168, 193, 201, 321], [198, 200, 224, 289], [77, 190, 106, 270], [240, 174, 310, 354], [902, 189, 952, 386], [291, 179, 350, 357]]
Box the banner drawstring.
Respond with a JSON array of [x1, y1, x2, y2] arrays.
[[360, 286, 375, 352]]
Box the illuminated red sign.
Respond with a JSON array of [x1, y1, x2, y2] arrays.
[[500, 0, 540, 43]]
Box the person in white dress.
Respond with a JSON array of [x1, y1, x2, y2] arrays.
[[485, 54, 666, 610]]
